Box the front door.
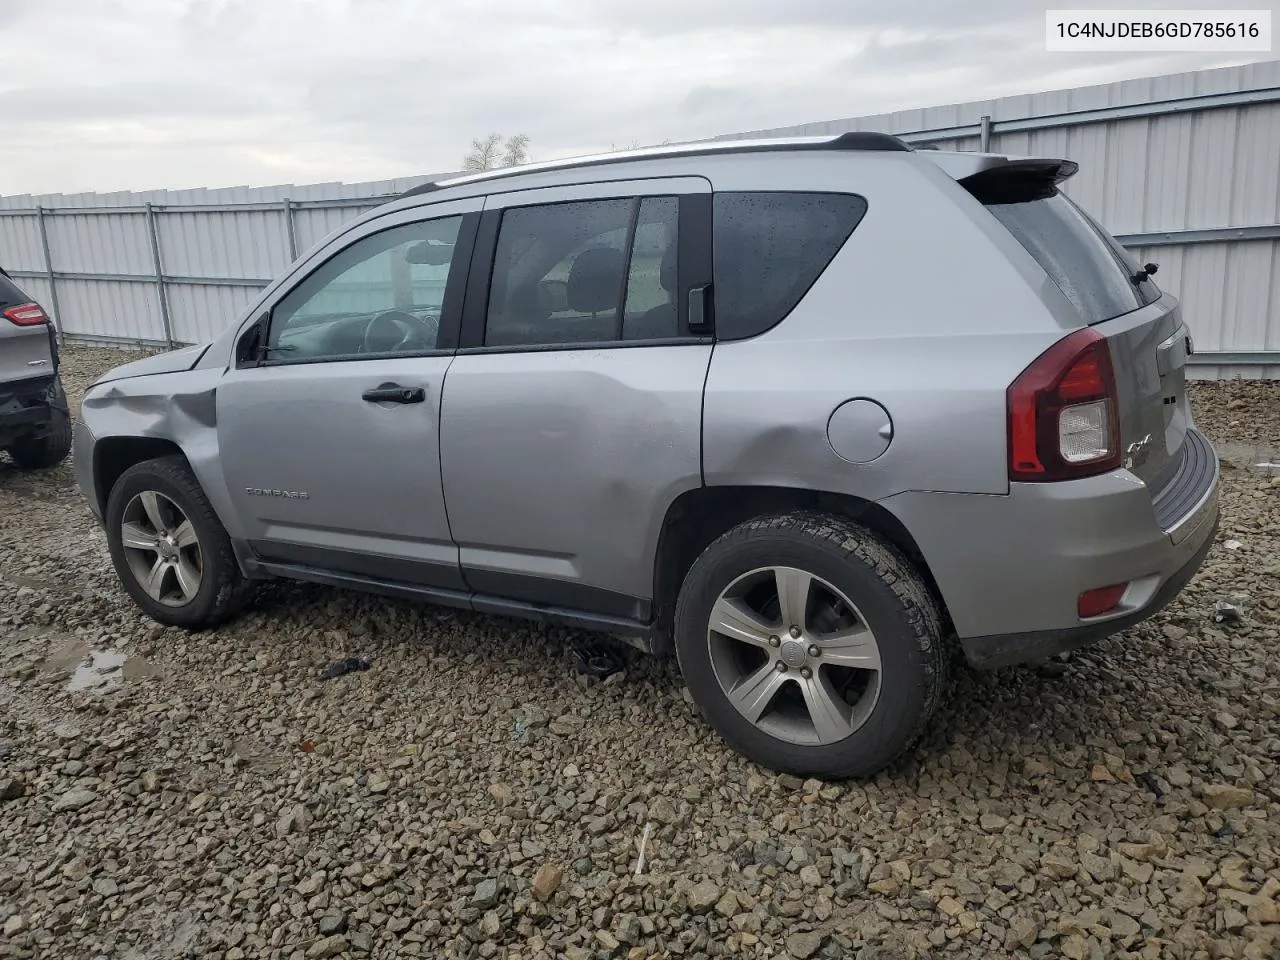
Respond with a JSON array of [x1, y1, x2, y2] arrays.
[[215, 199, 479, 589]]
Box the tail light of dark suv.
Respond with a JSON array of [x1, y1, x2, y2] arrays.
[[1007, 327, 1121, 482], [3, 302, 50, 326]]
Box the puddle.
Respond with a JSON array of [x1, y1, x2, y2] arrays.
[[68, 650, 128, 694], [1214, 441, 1280, 474]]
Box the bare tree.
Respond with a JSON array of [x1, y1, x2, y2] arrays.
[[464, 133, 530, 171], [501, 134, 530, 167]]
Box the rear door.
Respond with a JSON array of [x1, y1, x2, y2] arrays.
[[0, 271, 55, 384], [438, 177, 713, 620], [969, 171, 1187, 494]]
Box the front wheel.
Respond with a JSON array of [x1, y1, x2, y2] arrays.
[[104, 455, 252, 629], [674, 511, 949, 780]]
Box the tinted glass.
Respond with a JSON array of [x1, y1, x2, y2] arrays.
[[985, 192, 1158, 324], [486, 199, 632, 347], [622, 197, 679, 341], [713, 192, 867, 341], [0, 271, 32, 308], [269, 216, 462, 360]]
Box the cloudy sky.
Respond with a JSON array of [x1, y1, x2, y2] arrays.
[[2, 0, 1277, 195]]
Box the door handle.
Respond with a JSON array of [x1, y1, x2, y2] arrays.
[[362, 383, 425, 404]]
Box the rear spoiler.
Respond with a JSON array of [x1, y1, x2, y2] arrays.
[[956, 158, 1079, 204]]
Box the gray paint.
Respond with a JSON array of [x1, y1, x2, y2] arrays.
[[74, 134, 1220, 658]]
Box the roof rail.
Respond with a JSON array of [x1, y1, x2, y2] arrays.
[[397, 131, 912, 199]]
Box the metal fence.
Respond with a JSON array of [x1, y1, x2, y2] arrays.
[[2, 59, 1280, 377]]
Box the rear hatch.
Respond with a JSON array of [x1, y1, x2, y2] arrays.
[[0, 269, 56, 386], [960, 159, 1190, 504]]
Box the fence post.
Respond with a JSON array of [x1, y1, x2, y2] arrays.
[[283, 198, 298, 262], [144, 202, 175, 348], [35, 205, 64, 344], [979, 115, 992, 152]]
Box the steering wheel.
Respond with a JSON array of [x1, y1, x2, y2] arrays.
[[361, 310, 437, 353]]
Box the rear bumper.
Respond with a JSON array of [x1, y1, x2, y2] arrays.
[[0, 374, 67, 444], [880, 426, 1220, 669]]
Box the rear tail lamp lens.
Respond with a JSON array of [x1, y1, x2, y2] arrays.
[[1008, 328, 1121, 481], [4, 302, 49, 326]]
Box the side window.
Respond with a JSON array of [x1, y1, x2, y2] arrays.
[[267, 215, 463, 360], [713, 192, 867, 341], [484, 196, 681, 348]]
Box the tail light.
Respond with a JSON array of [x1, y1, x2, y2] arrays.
[[1007, 327, 1121, 481], [3, 302, 49, 327]]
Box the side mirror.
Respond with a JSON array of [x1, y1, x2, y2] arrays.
[[537, 279, 569, 314], [404, 241, 455, 266]]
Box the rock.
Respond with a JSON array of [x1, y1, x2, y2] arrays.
[[51, 788, 97, 812], [1008, 916, 1038, 949], [306, 934, 348, 958], [1117, 842, 1154, 862], [1167, 766, 1191, 787], [714, 891, 740, 918], [979, 813, 1008, 831], [1214, 712, 1240, 730], [61, 857, 88, 881], [1090, 764, 1115, 782], [1040, 850, 1077, 879], [648, 796, 678, 824], [938, 896, 964, 918], [473, 878, 499, 908], [367, 772, 391, 793], [799, 865, 822, 887], [785, 930, 825, 958], [4, 915, 27, 936], [0, 778, 25, 802], [276, 804, 313, 838], [92, 877, 118, 897], [482, 911, 502, 937], [318, 912, 347, 935], [531, 863, 563, 902], [688, 879, 723, 912], [489, 781, 513, 803], [140, 771, 161, 793], [1202, 784, 1255, 809], [1247, 900, 1280, 925], [1061, 934, 1087, 959], [1022, 759, 1052, 777]]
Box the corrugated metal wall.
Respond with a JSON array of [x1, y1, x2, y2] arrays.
[[2, 60, 1279, 378], [0, 176, 451, 347]]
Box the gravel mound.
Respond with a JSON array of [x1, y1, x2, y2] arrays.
[[1, 347, 1278, 959]]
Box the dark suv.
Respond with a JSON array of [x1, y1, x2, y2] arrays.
[[0, 268, 71, 470]]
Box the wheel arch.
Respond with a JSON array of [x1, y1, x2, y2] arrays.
[[651, 485, 951, 655], [92, 436, 190, 517]]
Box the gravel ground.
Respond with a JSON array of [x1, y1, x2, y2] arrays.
[[2, 346, 1279, 960]]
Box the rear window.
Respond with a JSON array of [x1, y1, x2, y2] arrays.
[[981, 191, 1160, 324], [713, 191, 867, 340], [0, 270, 32, 309]]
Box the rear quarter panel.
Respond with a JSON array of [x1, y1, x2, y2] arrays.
[[700, 153, 1077, 499]]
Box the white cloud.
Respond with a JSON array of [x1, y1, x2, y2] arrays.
[[0, 0, 1275, 194]]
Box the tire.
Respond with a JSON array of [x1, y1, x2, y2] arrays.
[[104, 454, 252, 629], [8, 409, 72, 470], [674, 511, 949, 780]]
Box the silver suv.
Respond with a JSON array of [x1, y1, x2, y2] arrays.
[[74, 134, 1219, 778]]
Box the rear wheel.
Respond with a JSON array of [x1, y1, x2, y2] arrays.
[[674, 511, 948, 780], [8, 409, 72, 470], [104, 455, 252, 628]]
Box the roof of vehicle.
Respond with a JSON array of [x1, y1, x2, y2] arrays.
[[398, 131, 914, 199], [395, 134, 1076, 201]]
